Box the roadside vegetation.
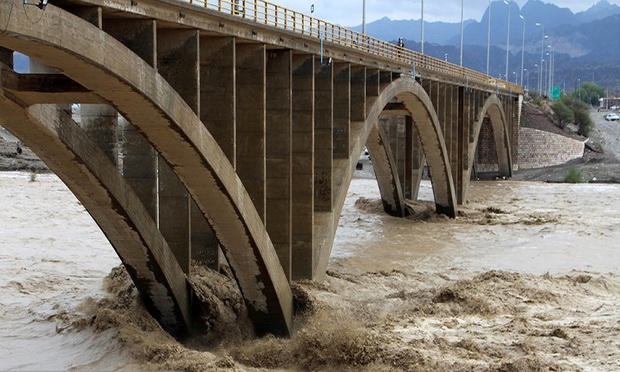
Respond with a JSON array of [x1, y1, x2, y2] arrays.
[[552, 96, 593, 136], [563, 168, 584, 183], [529, 82, 604, 137]]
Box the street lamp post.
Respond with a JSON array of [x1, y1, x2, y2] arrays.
[[534, 63, 539, 93], [421, 0, 424, 54], [520, 15, 525, 86], [524, 68, 528, 90], [546, 50, 551, 96], [548, 42, 554, 96], [460, 0, 464, 66], [540, 58, 547, 95], [503, 0, 511, 81], [362, 0, 366, 34], [486, 0, 491, 75], [536, 22, 544, 93], [547, 45, 554, 97]]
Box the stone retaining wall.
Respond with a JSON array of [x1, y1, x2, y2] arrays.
[[517, 127, 585, 169], [477, 126, 585, 172]]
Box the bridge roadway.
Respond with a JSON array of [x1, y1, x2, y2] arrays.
[[0, 0, 523, 337]]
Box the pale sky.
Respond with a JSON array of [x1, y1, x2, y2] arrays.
[[271, 0, 619, 26]]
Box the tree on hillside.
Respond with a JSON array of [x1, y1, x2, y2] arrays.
[[573, 82, 606, 106], [551, 101, 574, 129], [574, 109, 593, 137], [555, 95, 593, 136]]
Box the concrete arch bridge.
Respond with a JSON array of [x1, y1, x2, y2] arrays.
[[0, 0, 522, 337]]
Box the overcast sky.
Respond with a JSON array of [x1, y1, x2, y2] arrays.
[[271, 0, 619, 26]]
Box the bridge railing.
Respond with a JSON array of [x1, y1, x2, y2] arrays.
[[185, 0, 522, 93]]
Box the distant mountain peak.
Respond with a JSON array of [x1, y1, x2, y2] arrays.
[[587, 0, 611, 10]]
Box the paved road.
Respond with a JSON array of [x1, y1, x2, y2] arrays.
[[589, 109, 620, 155]]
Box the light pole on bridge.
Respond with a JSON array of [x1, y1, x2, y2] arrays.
[[547, 42, 554, 97], [420, 0, 425, 54], [503, 0, 510, 82], [486, 0, 491, 76], [536, 22, 544, 93], [362, 0, 366, 34], [459, 0, 464, 66], [520, 15, 525, 86]]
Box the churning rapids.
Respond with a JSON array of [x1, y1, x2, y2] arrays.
[[2, 171, 620, 371]]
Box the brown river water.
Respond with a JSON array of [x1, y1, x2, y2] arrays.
[[1, 171, 620, 371]]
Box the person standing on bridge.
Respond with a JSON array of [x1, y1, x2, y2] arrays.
[[397, 37, 405, 59]]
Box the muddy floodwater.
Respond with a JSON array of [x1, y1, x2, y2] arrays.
[[334, 178, 620, 276], [1, 172, 620, 371]]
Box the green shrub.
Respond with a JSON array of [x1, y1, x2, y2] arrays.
[[574, 108, 593, 136], [551, 101, 574, 128], [564, 168, 583, 183]]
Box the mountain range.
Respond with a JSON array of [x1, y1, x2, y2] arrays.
[[350, 0, 620, 92]]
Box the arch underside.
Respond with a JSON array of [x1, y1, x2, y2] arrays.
[[0, 96, 190, 335], [0, 1, 292, 337], [313, 77, 459, 280], [467, 94, 513, 182], [367, 79, 458, 219], [369, 90, 514, 214]]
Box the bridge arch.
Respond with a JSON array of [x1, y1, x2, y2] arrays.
[[313, 76, 458, 280], [0, 97, 191, 335], [467, 94, 513, 180], [365, 77, 457, 218], [0, 2, 291, 336]]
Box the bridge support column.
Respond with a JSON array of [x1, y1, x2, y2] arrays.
[[105, 19, 159, 235], [456, 87, 470, 204], [120, 117, 158, 220], [350, 66, 366, 154], [314, 61, 333, 212], [380, 71, 393, 90], [291, 55, 314, 280], [437, 83, 447, 140], [313, 60, 334, 274], [236, 44, 266, 221], [156, 29, 200, 273], [266, 50, 292, 280], [79, 104, 118, 164], [404, 116, 425, 201], [368, 119, 405, 217], [201, 37, 236, 165], [387, 117, 407, 199], [333, 63, 350, 160], [366, 69, 380, 98], [447, 85, 460, 202], [198, 36, 237, 270]]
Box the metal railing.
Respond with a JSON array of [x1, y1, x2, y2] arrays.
[[185, 0, 522, 93]]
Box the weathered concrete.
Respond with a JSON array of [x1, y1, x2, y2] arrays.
[[291, 55, 315, 280], [0, 95, 191, 336], [0, 0, 522, 338], [0, 2, 293, 336], [266, 50, 292, 280]]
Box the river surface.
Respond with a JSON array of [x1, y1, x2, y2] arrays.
[[1, 171, 620, 370]]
